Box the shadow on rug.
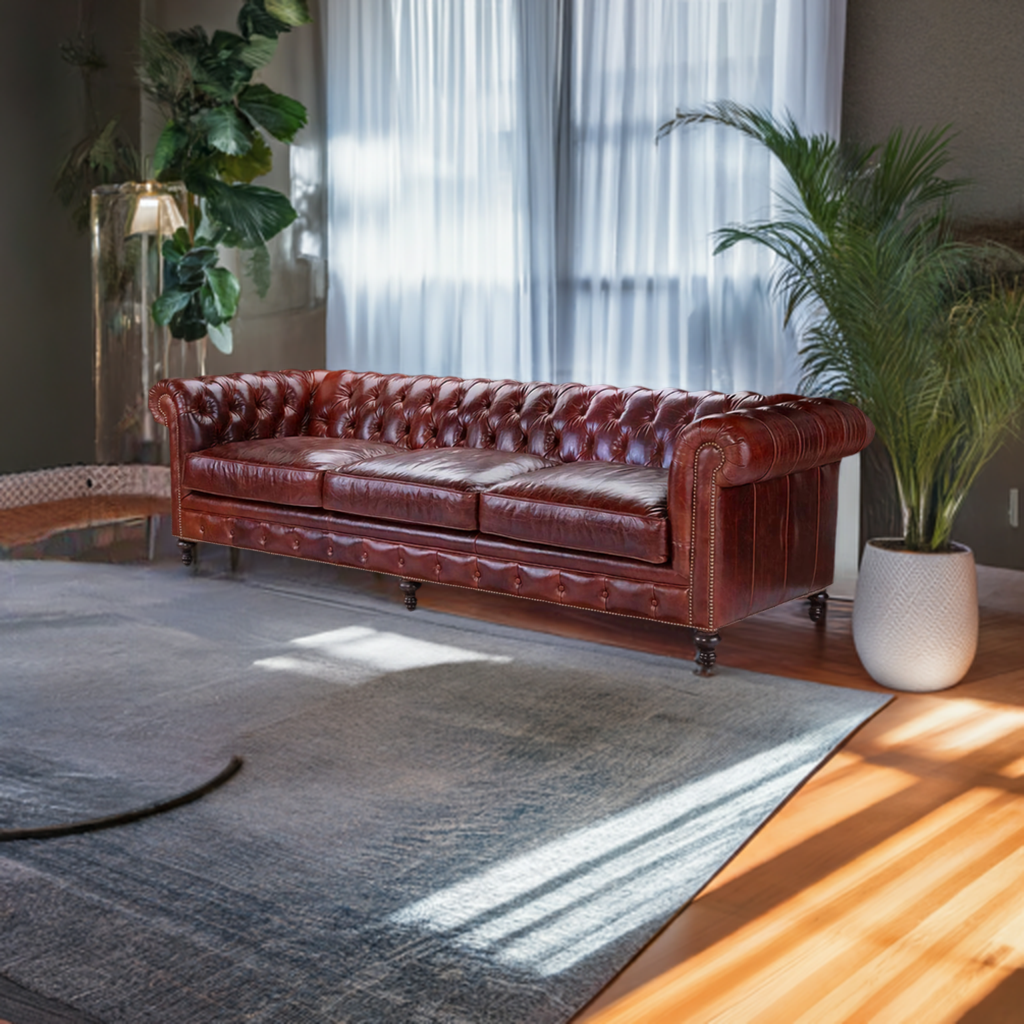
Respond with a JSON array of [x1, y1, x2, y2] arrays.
[[0, 561, 889, 1023]]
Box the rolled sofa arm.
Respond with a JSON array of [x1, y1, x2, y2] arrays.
[[149, 370, 325, 456], [668, 394, 875, 629], [671, 396, 875, 489]]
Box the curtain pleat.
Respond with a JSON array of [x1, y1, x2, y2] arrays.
[[325, 0, 846, 394]]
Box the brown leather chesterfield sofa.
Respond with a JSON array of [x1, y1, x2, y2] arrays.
[[150, 369, 874, 672]]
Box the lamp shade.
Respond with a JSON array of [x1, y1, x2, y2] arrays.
[[127, 190, 187, 237]]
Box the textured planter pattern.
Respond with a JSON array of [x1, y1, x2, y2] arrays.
[[853, 540, 978, 692]]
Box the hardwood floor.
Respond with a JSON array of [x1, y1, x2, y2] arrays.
[[1, 506, 1022, 1023]]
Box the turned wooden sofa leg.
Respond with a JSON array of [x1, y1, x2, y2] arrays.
[[399, 579, 422, 611], [808, 590, 828, 624], [178, 540, 197, 567], [693, 630, 721, 675]]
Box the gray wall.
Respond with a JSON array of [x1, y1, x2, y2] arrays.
[[0, 0, 139, 473], [844, 0, 1024, 569]]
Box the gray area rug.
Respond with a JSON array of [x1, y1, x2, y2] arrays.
[[0, 560, 889, 1023]]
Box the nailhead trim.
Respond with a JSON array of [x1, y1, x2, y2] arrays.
[[688, 442, 726, 631], [178, 511, 694, 627]]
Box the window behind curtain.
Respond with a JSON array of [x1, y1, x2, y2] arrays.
[[325, 0, 846, 393]]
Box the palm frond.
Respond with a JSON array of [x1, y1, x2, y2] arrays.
[[660, 102, 1022, 550]]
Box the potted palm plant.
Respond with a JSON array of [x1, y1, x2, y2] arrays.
[[658, 102, 1024, 691]]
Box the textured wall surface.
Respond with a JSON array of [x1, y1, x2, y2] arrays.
[[843, 0, 1024, 223], [0, 1, 139, 473]]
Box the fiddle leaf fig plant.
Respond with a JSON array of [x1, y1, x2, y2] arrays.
[[138, 0, 312, 352], [153, 227, 241, 355]]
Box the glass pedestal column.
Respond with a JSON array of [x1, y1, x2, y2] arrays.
[[92, 181, 198, 465]]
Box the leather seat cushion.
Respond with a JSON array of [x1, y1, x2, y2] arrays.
[[184, 437, 400, 507], [479, 462, 670, 564], [322, 448, 556, 530]]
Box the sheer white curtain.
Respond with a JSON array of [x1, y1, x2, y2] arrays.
[[324, 0, 561, 380], [325, 0, 846, 393]]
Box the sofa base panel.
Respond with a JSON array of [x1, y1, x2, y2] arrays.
[[175, 510, 833, 655], [178, 507, 699, 628]]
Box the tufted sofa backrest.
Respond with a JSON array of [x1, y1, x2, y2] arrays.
[[306, 370, 774, 469]]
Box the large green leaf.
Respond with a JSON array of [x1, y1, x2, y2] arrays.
[[237, 1, 290, 40], [194, 105, 252, 156], [152, 287, 192, 326], [240, 33, 278, 69], [265, 0, 313, 26], [168, 294, 209, 342], [181, 167, 219, 199], [152, 121, 189, 176], [191, 74, 237, 104], [217, 131, 274, 183], [205, 266, 242, 320], [162, 228, 194, 261], [207, 321, 234, 354], [238, 84, 307, 143], [209, 29, 247, 58], [204, 179, 297, 246], [194, 30, 255, 99]]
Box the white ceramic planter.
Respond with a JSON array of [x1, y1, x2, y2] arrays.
[[852, 539, 979, 692]]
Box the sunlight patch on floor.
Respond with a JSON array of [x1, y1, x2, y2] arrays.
[[254, 625, 511, 681], [875, 698, 1024, 744], [390, 723, 864, 976], [585, 787, 1022, 1024]]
